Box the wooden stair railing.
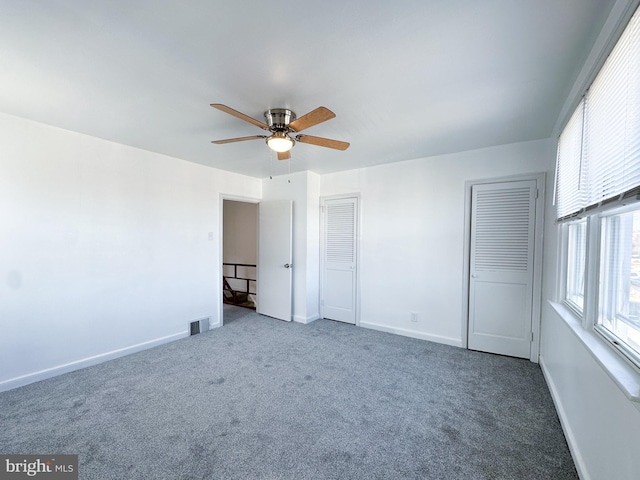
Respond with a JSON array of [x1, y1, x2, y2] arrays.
[[223, 263, 256, 309]]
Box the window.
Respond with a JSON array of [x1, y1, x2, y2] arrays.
[[565, 220, 587, 313], [597, 208, 640, 366], [555, 5, 640, 368]]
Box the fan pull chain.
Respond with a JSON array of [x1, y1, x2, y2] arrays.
[[269, 148, 274, 180]]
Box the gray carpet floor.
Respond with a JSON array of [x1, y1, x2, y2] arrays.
[[0, 306, 577, 479]]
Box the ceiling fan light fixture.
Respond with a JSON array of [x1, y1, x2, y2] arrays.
[[266, 132, 294, 152], [211, 104, 348, 155]]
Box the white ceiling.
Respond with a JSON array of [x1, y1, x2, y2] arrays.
[[0, 0, 615, 178]]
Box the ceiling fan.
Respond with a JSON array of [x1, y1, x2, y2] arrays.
[[210, 104, 350, 160]]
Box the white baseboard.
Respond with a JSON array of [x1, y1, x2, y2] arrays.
[[0, 331, 188, 393], [359, 321, 463, 348], [293, 314, 320, 324], [540, 355, 589, 480]]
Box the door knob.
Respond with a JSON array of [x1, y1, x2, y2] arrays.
[[284, 263, 292, 269]]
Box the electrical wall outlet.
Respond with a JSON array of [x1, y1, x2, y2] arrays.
[[410, 312, 418, 322]]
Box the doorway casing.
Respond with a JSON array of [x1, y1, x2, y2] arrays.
[[320, 194, 361, 326], [219, 194, 260, 327], [461, 172, 546, 362]]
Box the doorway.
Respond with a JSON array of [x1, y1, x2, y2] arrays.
[[222, 199, 258, 324], [220, 197, 294, 325], [462, 173, 545, 361]]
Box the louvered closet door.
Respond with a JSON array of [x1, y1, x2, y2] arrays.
[[321, 197, 358, 324], [468, 180, 536, 358]]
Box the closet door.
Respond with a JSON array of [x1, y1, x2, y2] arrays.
[[468, 180, 537, 358], [321, 197, 358, 324]]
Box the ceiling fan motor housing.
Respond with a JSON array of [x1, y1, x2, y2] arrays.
[[264, 109, 296, 131]]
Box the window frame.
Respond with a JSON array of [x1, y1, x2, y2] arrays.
[[563, 218, 588, 316], [561, 204, 640, 372], [593, 205, 640, 370]]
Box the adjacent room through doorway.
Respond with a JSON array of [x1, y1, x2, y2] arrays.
[[222, 200, 258, 323]]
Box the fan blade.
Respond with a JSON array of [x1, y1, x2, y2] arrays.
[[277, 151, 291, 161], [296, 134, 350, 151], [211, 135, 266, 144], [210, 104, 269, 130], [288, 106, 336, 132]]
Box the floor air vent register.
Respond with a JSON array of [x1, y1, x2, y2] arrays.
[[189, 317, 210, 336]]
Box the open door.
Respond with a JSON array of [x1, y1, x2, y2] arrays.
[[258, 200, 293, 321]]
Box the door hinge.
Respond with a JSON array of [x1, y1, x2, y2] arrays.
[[531, 331, 534, 342], [535, 188, 539, 199]]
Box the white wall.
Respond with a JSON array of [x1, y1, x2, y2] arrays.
[[305, 172, 321, 320], [540, 304, 640, 479], [223, 200, 257, 265], [0, 113, 261, 391], [320, 139, 555, 345]]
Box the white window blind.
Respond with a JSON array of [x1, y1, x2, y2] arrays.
[[555, 7, 640, 221], [555, 100, 585, 219], [584, 8, 640, 209]]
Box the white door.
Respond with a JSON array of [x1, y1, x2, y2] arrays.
[[468, 180, 537, 358], [321, 197, 358, 324], [258, 200, 293, 321]]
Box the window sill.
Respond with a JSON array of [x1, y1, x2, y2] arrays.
[[549, 301, 640, 411]]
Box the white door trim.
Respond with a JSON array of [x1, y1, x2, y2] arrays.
[[320, 193, 361, 326], [218, 194, 260, 327], [461, 173, 546, 362]]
